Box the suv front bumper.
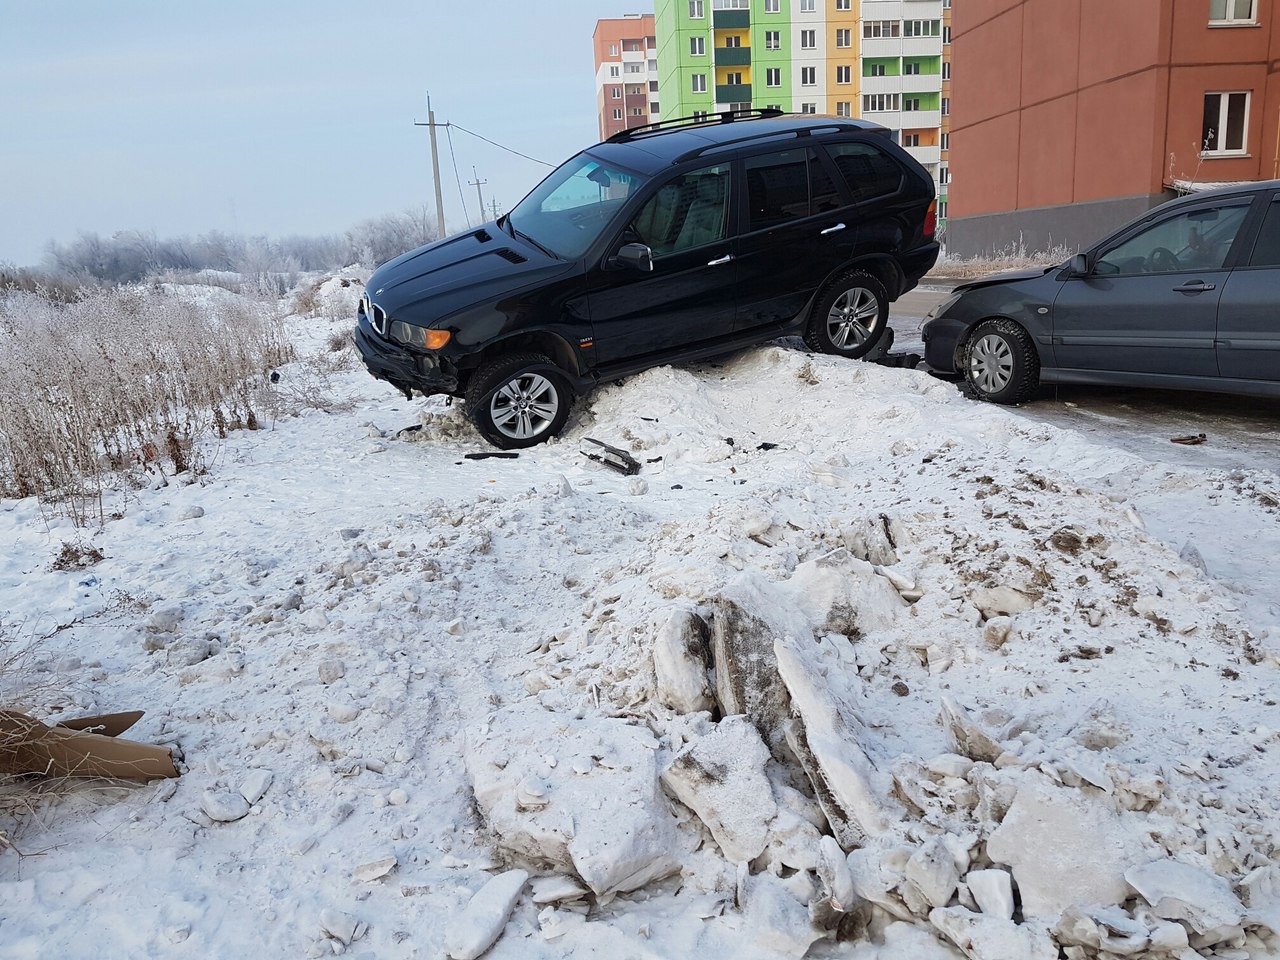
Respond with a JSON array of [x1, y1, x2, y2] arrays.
[[354, 318, 459, 397]]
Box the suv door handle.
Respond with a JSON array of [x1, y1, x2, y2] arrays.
[[1172, 280, 1216, 293], [707, 254, 734, 266], [820, 223, 847, 235]]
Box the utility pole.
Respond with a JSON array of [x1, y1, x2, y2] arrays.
[[468, 167, 488, 223], [413, 92, 447, 239], [489, 197, 502, 220]]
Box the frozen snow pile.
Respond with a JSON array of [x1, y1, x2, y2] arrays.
[[1, 316, 1279, 959]]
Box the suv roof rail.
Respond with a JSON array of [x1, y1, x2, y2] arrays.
[[672, 118, 878, 163], [606, 108, 785, 143]]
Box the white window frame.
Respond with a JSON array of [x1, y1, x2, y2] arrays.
[[801, 102, 817, 114], [904, 20, 941, 38], [765, 30, 781, 49], [835, 28, 851, 47], [903, 133, 920, 147], [766, 67, 781, 87], [612, 108, 623, 120], [862, 93, 899, 112], [941, 96, 950, 115], [836, 101, 852, 117], [836, 0, 851, 8], [864, 20, 900, 39], [800, 0, 815, 11], [609, 44, 618, 56], [801, 65, 816, 85], [836, 64, 851, 84], [725, 34, 741, 47], [1209, 0, 1256, 24], [689, 0, 705, 18], [1202, 91, 1250, 156], [904, 61, 921, 75], [942, 61, 951, 81], [904, 97, 922, 112], [692, 73, 707, 94], [764, 0, 780, 11], [941, 132, 950, 150], [609, 65, 619, 77], [690, 36, 705, 55], [612, 87, 622, 99], [801, 29, 816, 48], [724, 71, 743, 85]]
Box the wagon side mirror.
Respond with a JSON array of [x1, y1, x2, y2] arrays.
[[1068, 253, 1090, 277]]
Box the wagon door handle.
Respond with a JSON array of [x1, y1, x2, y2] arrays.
[[707, 253, 734, 266], [820, 223, 847, 235], [1172, 280, 1215, 293]]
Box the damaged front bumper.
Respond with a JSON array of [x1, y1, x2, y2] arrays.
[[354, 317, 459, 398]]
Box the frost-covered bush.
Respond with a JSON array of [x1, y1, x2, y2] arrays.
[[0, 286, 294, 521]]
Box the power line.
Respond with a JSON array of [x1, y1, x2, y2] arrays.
[[444, 124, 472, 228], [447, 122, 555, 168]]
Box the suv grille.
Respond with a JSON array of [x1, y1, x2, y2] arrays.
[[496, 248, 528, 264], [360, 293, 388, 336]]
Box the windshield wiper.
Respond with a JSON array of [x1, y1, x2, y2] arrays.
[[509, 225, 559, 260]]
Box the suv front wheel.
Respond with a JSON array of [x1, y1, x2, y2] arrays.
[[465, 353, 572, 449], [804, 270, 889, 360]]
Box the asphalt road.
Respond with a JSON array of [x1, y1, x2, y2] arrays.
[[888, 284, 1280, 474]]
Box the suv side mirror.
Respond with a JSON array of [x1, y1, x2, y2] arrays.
[[1068, 253, 1090, 277], [617, 242, 653, 272]]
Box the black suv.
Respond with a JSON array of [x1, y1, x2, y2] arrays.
[[356, 110, 939, 447]]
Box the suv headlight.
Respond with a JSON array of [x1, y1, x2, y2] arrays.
[[389, 321, 452, 350]]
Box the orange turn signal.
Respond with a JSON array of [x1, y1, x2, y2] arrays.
[[423, 329, 452, 349]]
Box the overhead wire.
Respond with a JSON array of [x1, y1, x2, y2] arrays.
[[447, 123, 555, 168], [444, 124, 472, 228]]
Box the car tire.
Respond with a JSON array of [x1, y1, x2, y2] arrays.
[[464, 353, 572, 449], [803, 270, 890, 360], [962, 319, 1040, 404]]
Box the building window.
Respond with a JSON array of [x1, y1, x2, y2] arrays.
[[1209, 0, 1256, 23], [904, 62, 921, 75], [836, 29, 851, 47], [942, 61, 951, 80], [837, 0, 851, 8], [766, 103, 782, 110], [612, 108, 623, 120], [691, 36, 705, 55], [692, 73, 707, 93], [801, 66, 816, 85], [712, 0, 749, 7], [904, 134, 921, 147], [725, 34, 741, 47], [801, 29, 816, 48], [764, 0, 780, 11], [864, 20, 901, 38], [725, 71, 743, 85], [651, 101, 660, 113], [836, 101, 852, 117], [941, 132, 950, 150], [868, 62, 887, 77], [650, 80, 659, 91], [765, 30, 781, 49], [836, 65, 851, 84], [800, 0, 815, 11], [626, 63, 643, 73], [938, 199, 947, 219], [609, 44, 618, 56], [689, 0, 704, 18], [1203, 92, 1249, 154], [943, 26, 952, 44], [903, 97, 922, 111], [649, 59, 658, 71], [904, 20, 941, 37], [693, 110, 709, 120], [940, 166, 950, 185], [767, 67, 781, 87], [801, 102, 817, 114], [612, 87, 622, 99], [863, 93, 900, 112], [609, 65, 619, 77], [942, 97, 950, 115], [632, 107, 645, 116]]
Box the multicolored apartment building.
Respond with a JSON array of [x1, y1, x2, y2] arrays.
[[647, 0, 949, 221], [593, 15, 662, 141]]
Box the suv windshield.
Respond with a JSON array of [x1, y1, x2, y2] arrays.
[[507, 154, 647, 260]]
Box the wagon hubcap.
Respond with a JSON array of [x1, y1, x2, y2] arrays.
[[970, 334, 1014, 393]]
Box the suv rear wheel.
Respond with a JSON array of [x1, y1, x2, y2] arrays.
[[465, 353, 572, 449], [804, 270, 890, 360]]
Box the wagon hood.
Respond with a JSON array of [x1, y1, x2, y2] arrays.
[[954, 265, 1058, 293], [366, 221, 573, 324]]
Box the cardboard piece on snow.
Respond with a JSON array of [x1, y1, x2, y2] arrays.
[[0, 710, 179, 780]]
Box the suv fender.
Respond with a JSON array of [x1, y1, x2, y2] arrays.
[[463, 329, 592, 394]]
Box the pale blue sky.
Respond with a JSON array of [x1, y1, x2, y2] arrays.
[[0, 1, 647, 267]]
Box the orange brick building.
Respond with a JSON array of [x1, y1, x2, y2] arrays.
[[949, 0, 1280, 256], [593, 15, 660, 141]]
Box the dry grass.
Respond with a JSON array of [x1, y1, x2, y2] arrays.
[[0, 286, 294, 525], [933, 239, 1078, 281]]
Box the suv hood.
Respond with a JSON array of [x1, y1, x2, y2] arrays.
[[366, 222, 573, 324]]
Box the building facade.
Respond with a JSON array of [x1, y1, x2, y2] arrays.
[[949, 0, 1280, 257], [594, 15, 661, 140], [651, 0, 948, 215]]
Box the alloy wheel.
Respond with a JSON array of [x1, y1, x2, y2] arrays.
[[489, 373, 560, 441], [826, 287, 880, 350]]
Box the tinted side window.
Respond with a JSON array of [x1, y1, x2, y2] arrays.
[[809, 149, 842, 214], [1095, 204, 1249, 277], [746, 150, 809, 231], [629, 163, 731, 257], [1248, 199, 1280, 267], [825, 141, 903, 204]]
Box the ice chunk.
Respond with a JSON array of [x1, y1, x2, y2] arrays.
[[965, 869, 1014, 920], [904, 838, 960, 909], [740, 872, 824, 959], [652, 609, 715, 714], [940, 697, 1003, 763], [709, 596, 792, 747], [660, 715, 776, 863], [201, 789, 250, 823], [986, 775, 1155, 922], [1125, 858, 1246, 937], [445, 869, 527, 960], [930, 906, 1057, 960]]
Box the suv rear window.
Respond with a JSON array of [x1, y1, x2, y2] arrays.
[[745, 148, 844, 232], [824, 141, 903, 204]]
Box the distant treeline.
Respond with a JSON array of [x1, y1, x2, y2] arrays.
[[6, 207, 441, 287]]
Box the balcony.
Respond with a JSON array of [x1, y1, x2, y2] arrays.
[[713, 9, 749, 28], [902, 35, 943, 57], [860, 73, 902, 96], [903, 144, 941, 166], [900, 107, 941, 128], [902, 71, 944, 93], [715, 46, 751, 66], [716, 83, 752, 103]]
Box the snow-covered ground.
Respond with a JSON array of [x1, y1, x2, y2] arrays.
[[2, 280, 1279, 959]]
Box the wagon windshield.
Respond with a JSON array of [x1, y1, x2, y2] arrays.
[[506, 154, 647, 260]]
